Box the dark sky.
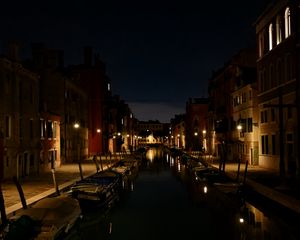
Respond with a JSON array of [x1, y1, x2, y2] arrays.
[[1, 0, 271, 122]]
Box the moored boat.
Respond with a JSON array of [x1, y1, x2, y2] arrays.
[[3, 195, 81, 240], [69, 170, 121, 212]]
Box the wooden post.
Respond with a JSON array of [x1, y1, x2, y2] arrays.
[[236, 158, 241, 182], [99, 155, 103, 171], [13, 176, 27, 209], [92, 155, 100, 172], [51, 169, 60, 196], [0, 183, 7, 225], [78, 144, 83, 180], [243, 161, 248, 185]]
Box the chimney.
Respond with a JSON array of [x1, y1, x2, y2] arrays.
[[7, 40, 21, 61]]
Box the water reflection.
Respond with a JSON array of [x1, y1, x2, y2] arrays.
[[70, 147, 300, 240], [170, 150, 300, 240]]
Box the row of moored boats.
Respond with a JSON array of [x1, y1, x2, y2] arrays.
[[0, 154, 142, 240]]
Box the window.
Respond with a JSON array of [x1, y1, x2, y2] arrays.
[[287, 133, 294, 162], [276, 59, 282, 85], [287, 107, 292, 119], [272, 134, 276, 155], [271, 108, 275, 122], [242, 92, 246, 103], [47, 121, 53, 138], [276, 16, 282, 45], [5, 74, 11, 94], [30, 83, 33, 104], [285, 7, 291, 38], [5, 116, 11, 138], [53, 121, 57, 138], [19, 118, 23, 138], [261, 135, 269, 154], [107, 83, 111, 91], [30, 154, 34, 167], [261, 136, 265, 154], [29, 119, 34, 139], [269, 23, 273, 50], [247, 118, 253, 132], [261, 110, 268, 123], [269, 64, 274, 88], [40, 119, 45, 138], [258, 32, 264, 57]]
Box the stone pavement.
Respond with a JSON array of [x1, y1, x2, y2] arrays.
[[0, 158, 118, 217], [211, 162, 300, 215]]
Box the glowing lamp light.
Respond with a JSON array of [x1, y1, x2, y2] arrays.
[[194, 132, 198, 136], [74, 123, 80, 129], [237, 124, 242, 130], [203, 186, 208, 194], [202, 130, 206, 134], [97, 129, 101, 133], [239, 218, 244, 223]]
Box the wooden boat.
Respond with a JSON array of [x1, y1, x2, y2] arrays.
[[70, 170, 121, 211], [3, 195, 81, 240]]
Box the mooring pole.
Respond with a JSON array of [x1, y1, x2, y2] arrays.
[[51, 169, 60, 196], [13, 176, 27, 209], [243, 161, 249, 185], [236, 158, 241, 182], [0, 183, 7, 225]]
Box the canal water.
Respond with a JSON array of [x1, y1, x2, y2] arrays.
[[69, 147, 300, 240]]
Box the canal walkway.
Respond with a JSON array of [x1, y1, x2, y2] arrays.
[[0, 156, 123, 217], [210, 162, 300, 215], [1, 153, 300, 219]]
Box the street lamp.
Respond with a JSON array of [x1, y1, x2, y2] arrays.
[[202, 129, 207, 153], [97, 128, 103, 170], [74, 123, 83, 180]]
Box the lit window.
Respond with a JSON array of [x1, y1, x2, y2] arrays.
[[276, 16, 282, 44], [269, 23, 273, 50], [258, 32, 264, 57], [40, 119, 45, 138], [285, 7, 291, 38]]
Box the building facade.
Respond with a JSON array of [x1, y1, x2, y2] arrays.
[[0, 54, 40, 179], [185, 98, 209, 152], [255, 0, 300, 175]]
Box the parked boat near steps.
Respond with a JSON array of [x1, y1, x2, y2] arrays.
[[69, 170, 121, 211], [3, 195, 81, 240]]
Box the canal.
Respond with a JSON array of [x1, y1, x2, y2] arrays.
[[69, 147, 300, 240]]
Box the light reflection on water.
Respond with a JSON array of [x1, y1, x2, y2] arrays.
[[170, 151, 300, 240], [71, 147, 300, 240]]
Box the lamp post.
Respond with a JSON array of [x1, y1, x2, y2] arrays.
[[236, 123, 243, 164], [97, 128, 103, 170], [202, 130, 207, 153], [74, 123, 83, 180]]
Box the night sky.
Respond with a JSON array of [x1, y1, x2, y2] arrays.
[[1, 0, 270, 122]]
